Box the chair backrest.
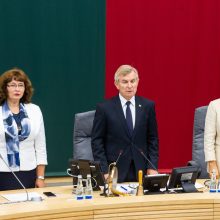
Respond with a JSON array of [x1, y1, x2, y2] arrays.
[[192, 106, 209, 178], [73, 110, 95, 160]]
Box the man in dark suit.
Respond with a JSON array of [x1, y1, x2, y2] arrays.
[[91, 65, 159, 182]]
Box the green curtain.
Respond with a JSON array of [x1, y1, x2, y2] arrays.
[[0, 0, 105, 176]]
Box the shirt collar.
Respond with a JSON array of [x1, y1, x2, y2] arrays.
[[119, 94, 135, 107]]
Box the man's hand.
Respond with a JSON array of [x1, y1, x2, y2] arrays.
[[147, 169, 158, 175], [104, 173, 109, 181]]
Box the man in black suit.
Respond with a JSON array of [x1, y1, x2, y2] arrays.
[[91, 65, 159, 182]]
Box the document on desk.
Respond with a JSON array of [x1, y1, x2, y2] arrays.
[[195, 182, 204, 189], [116, 183, 138, 194], [1, 192, 41, 202]]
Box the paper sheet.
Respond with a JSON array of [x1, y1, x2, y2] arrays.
[[1, 192, 42, 202], [116, 183, 138, 194]]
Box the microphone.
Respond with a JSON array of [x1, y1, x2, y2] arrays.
[[134, 147, 158, 172], [105, 149, 125, 197], [115, 150, 123, 165], [0, 153, 43, 202]]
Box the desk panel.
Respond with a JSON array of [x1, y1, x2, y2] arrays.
[[0, 185, 218, 220]]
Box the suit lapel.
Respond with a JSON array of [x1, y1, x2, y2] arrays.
[[133, 96, 143, 138], [113, 96, 132, 138]]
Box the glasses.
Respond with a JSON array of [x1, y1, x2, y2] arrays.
[[7, 83, 25, 89]]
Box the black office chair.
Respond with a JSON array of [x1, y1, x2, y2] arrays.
[[188, 106, 209, 178], [73, 110, 95, 160]]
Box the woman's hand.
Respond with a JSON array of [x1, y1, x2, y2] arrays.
[[36, 164, 46, 187], [35, 178, 45, 188], [208, 161, 219, 179]]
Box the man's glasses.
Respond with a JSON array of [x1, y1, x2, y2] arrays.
[[7, 84, 25, 89]]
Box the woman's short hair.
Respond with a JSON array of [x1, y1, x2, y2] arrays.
[[0, 68, 34, 105], [114, 65, 139, 82]]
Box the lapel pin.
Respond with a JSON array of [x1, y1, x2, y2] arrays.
[[139, 104, 142, 107]]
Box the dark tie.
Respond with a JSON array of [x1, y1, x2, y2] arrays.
[[126, 101, 133, 135]]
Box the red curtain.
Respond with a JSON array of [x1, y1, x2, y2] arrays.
[[106, 0, 220, 169]]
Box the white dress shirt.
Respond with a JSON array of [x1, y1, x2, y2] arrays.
[[119, 93, 135, 128]]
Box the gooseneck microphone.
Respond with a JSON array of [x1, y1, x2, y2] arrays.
[[0, 153, 42, 202], [0, 153, 29, 201], [134, 146, 158, 172], [105, 149, 126, 197], [115, 150, 123, 165]]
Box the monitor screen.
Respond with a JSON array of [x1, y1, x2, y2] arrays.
[[168, 166, 199, 193], [68, 159, 105, 190], [143, 174, 169, 193]]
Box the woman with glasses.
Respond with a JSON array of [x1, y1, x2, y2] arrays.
[[0, 68, 47, 190]]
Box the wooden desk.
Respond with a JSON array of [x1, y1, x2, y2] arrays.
[[0, 183, 219, 220]]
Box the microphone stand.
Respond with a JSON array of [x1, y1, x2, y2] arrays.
[[102, 150, 129, 197], [135, 147, 170, 193], [101, 162, 117, 197], [134, 146, 158, 172], [0, 154, 43, 203]]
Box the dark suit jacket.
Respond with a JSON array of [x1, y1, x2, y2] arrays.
[[91, 95, 159, 182]]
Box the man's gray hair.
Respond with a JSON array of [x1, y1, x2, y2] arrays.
[[114, 65, 139, 82]]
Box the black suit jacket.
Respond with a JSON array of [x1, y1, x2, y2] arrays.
[[91, 95, 159, 182]]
